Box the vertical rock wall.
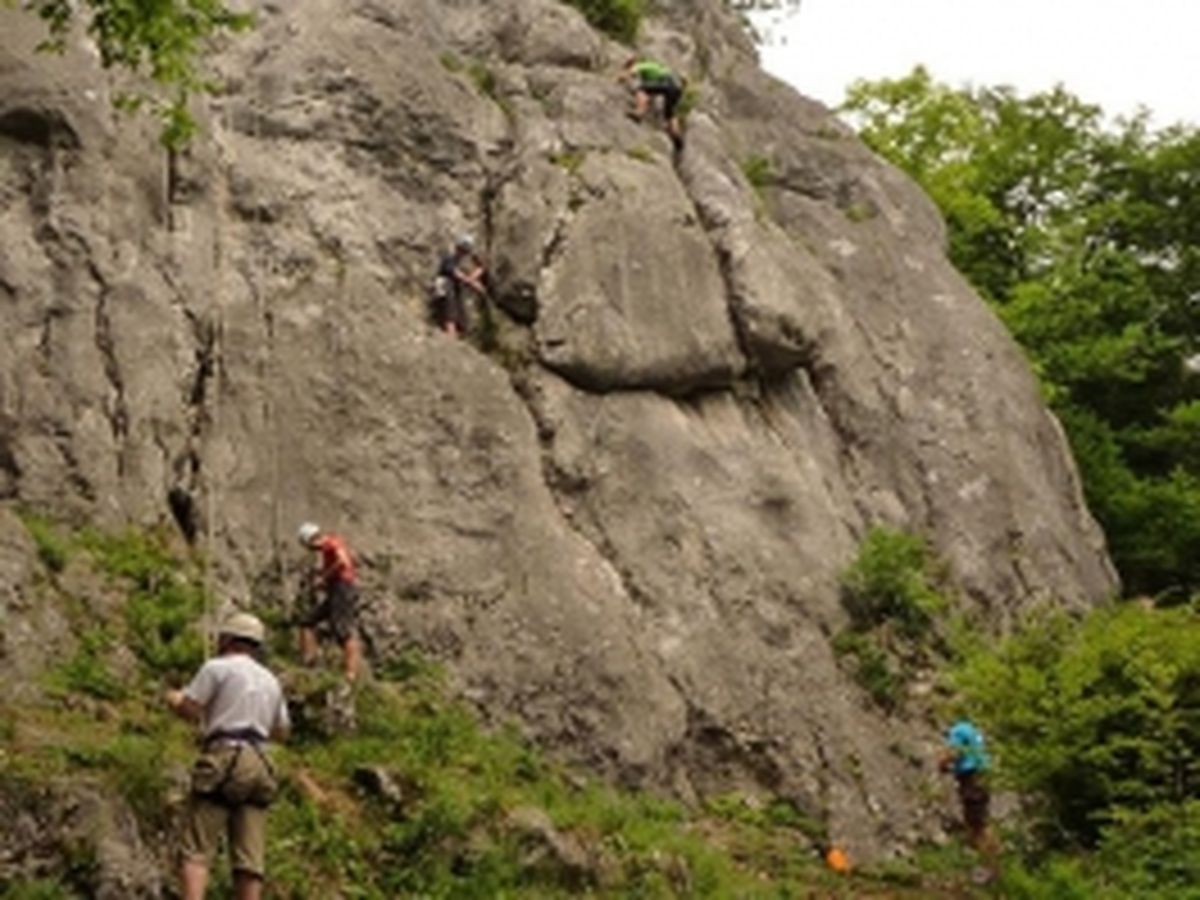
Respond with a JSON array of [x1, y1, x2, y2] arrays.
[[0, 0, 1117, 855]]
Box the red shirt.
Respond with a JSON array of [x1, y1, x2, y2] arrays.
[[314, 534, 356, 586]]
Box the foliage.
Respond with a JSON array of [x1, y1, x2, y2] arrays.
[[840, 527, 946, 637], [832, 629, 902, 710], [79, 527, 207, 678], [549, 150, 587, 174], [741, 154, 774, 190], [832, 528, 951, 711], [954, 603, 1200, 849], [559, 0, 644, 44], [19, 512, 72, 573], [0, 880, 73, 900], [46, 629, 127, 701], [841, 68, 1200, 597], [13, 0, 254, 146]]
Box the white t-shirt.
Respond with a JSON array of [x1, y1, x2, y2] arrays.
[[184, 653, 290, 741]]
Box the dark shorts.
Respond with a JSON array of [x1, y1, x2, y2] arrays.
[[957, 771, 991, 831], [432, 279, 468, 332], [301, 580, 359, 644], [642, 80, 683, 119]]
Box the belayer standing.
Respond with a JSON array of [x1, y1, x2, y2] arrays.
[[296, 521, 362, 682], [431, 234, 488, 339], [621, 56, 686, 152], [167, 612, 289, 900], [939, 718, 1000, 883]]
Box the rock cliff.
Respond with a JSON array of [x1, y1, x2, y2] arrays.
[[0, 0, 1116, 857]]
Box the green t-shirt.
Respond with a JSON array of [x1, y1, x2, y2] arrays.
[[633, 60, 674, 87]]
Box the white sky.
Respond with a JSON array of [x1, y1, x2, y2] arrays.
[[758, 0, 1198, 128]]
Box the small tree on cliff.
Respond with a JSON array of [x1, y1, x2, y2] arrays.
[[9, 0, 254, 146]]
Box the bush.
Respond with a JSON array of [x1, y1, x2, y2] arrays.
[[954, 603, 1200, 848], [840, 527, 946, 637], [78, 528, 207, 679], [832, 630, 902, 710], [19, 513, 72, 573], [47, 629, 127, 701], [560, 0, 644, 44]]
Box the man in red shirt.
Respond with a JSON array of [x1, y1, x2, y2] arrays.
[[297, 522, 362, 682]]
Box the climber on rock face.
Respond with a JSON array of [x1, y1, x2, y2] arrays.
[[167, 612, 289, 900], [431, 233, 488, 339], [621, 56, 686, 152], [296, 521, 362, 682]]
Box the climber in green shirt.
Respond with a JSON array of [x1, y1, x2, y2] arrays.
[[621, 57, 686, 152]]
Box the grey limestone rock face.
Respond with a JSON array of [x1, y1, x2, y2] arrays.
[[0, 0, 1117, 860]]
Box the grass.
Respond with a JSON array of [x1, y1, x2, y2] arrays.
[[1, 519, 1004, 897], [559, 0, 644, 44], [549, 149, 587, 174], [742, 155, 775, 192]]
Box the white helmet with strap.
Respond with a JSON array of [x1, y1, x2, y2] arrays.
[[297, 522, 320, 546]]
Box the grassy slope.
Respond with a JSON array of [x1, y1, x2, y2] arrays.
[[0, 519, 990, 898]]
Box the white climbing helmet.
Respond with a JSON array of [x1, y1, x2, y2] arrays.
[[220, 611, 266, 645], [297, 521, 320, 546], [455, 233, 475, 252]]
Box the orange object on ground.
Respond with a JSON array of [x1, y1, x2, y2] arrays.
[[825, 846, 851, 874]]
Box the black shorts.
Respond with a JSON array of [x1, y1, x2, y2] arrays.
[[957, 771, 990, 831], [301, 580, 359, 644], [643, 81, 683, 119], [431, 279, 468, 332]]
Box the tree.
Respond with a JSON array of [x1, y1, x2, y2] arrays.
[[842, 69, 1200, 596], [955, 604, 1200, 848], [9, 0, 254, 146]]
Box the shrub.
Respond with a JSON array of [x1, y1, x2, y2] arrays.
[[954, 603, 1200, 849], [832, 630, 902, 710], [561, 0, 644, 44], [19, 512, 71, 573], [78, 528, 207, 679], [741, 155, 774, 191], [47, 629, 127, 701], [840, 527, 946, 637]]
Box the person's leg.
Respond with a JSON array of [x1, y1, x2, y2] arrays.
[[329, 582, 362, 682], [180, 795, 224, 900], [180, 858, 209, 900], [634, 89, 650, 119], [299, 626, 319, 665], [342, 634, 362, 682], [234, 871, 264, 900], [230, 805, 268, 900]]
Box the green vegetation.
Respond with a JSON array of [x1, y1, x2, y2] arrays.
[[559, 0, 644, 44], [842, 68, 1200, 599], [19, 511, 72, 573], [5, 517, 1009, 898], [12, 0, 254, 146], [78, 526, 207, 679], [841, 527, 947, 637], [549, 149, 587, 174], [626, 145, 655, 164], [741, 154, 775, 191], [833, 528, 950, 710], [954, 603, 1200, 898]]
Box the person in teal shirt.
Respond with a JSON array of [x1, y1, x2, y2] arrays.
[[621, 57, 686, 151], [940, 719, 1000, 881]]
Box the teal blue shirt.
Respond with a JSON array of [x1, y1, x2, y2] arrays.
[[946, 720, 990, 775]]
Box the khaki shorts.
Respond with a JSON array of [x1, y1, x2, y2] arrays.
[[180, 744, 276, 878]]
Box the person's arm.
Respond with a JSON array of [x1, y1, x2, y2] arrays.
[[167, 661, 216, 725], [456, 257, 488, 295], [165, 688, 205, 723], [271, 698, 291, 743]]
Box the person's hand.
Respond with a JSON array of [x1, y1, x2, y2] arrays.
[[165, 688, 185, 710]]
